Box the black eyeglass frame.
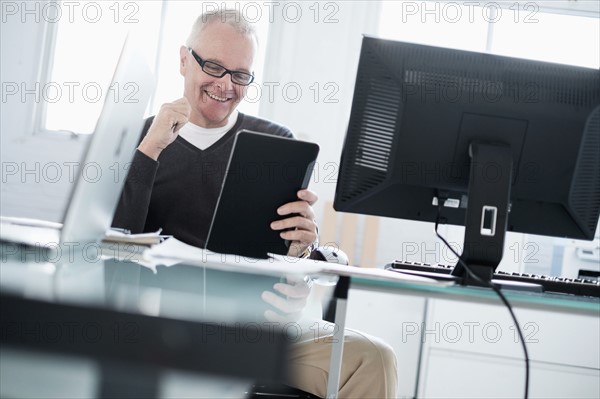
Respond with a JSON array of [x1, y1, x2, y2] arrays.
[[188, 47, 255, 86]]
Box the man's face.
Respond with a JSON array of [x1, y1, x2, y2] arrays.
[[180, 22, 256, 128]]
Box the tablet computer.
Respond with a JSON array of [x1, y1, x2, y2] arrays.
[[205, 130, 320, 258]]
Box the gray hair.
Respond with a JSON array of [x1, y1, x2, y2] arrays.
[[186, 8, 258, 47]]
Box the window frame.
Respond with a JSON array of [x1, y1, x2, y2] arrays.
[[32, 2, 67, 138]]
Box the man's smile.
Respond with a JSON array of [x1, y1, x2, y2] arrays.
[[204, 89, 231, 102]]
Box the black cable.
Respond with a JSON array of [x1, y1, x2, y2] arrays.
[[434, 204, 530, 399]]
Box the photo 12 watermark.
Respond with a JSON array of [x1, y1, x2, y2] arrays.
[[1, 1, 140, 24], [0, 239, 345, 266], [394, 1, 540, 24], [0, 320, 140, 344], [401, 321, 540, 344], [243, 81, 340, 105], [1, 161, 133, 185], [400, 240, 541, 265], [2, 81, 141, 104], [399, 75, 542, 105], [200, 1, 341, 24]]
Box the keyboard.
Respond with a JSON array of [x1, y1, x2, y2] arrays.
[[388, 260, 600, 298]]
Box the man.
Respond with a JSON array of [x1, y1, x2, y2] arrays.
[[113, 8, 397, 398]]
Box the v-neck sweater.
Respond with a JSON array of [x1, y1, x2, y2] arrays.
[[112, 112, 294, 248]]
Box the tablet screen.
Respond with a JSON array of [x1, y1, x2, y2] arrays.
[[205, 130, 320, 258]]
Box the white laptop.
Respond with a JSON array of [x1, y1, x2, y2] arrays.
[[0, 38, 155, 246]]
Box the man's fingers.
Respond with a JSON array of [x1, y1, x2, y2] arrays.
[[298, 189, 318, 206], [273, 281, 310, 299], [277, 201, 315, 219], [261, 290, 307, 314], [280, 230, 317, 246], [261, 276, 312, 322], [271, 216, 315, 232], [272, 192, 318, 258], [158, 98, 191, 127]]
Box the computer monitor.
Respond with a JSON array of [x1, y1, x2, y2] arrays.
[[334, 36, 600, 284]]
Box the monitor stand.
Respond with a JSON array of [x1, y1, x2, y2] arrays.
[[451, 142, 513, 287], [398, 142, 544, 293]]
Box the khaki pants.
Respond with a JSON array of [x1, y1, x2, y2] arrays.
[[287, 320, 398, 398]]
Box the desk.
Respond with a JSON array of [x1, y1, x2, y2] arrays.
[[0, 243, 297, 398], [2, 241, 599, 398]]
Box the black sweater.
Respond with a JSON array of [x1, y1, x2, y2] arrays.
[[112, 113, 294, 248]]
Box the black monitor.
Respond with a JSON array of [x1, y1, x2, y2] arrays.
[[334, 36, 600, 284]]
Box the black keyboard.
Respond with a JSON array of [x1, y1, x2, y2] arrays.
[[388, 260, 600, 298]]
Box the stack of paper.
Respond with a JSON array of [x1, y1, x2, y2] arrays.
[[103, 228, 166, 245]]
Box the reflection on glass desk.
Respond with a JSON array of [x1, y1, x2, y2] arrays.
[[347, 272, 600, 316], [0, 242, 303, 398], [2, 241, 598, 399], [305, 258, 600, 316]]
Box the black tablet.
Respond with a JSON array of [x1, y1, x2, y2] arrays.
[[205, 130, 320, 258]]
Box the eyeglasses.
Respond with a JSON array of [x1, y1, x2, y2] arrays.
[[188, 47, 254, 86]]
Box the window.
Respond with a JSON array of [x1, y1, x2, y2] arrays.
[[40, 0, 270, 135], [378, 1, 489, 52], [491, 9, 599, 68], [43, 1, 162, 134], [378, 0, 599, 68]]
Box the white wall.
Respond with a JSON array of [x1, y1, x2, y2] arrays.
[[259, 1, 381, 207], [256, 1, 420, 266]]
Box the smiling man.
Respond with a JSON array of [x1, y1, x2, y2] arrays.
[[113, 9, 397, 398], [116, 11, 317, 258], [182, 20, 254, 127]]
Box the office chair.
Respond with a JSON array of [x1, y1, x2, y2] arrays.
[[245, 246, 350, 399], [246, 383, 323, 398]]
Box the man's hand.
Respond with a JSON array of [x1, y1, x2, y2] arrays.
[[270, 189, 318, 257], [138, 97, 191, 160], [262, 275, 312, 323]]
